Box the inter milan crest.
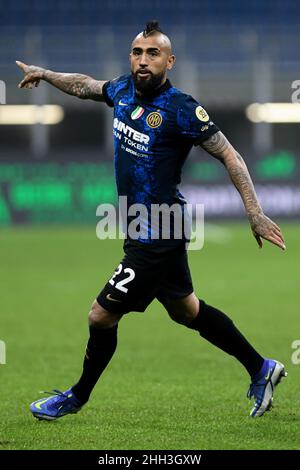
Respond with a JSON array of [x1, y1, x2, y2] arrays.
[[146, 111, 163, 128]]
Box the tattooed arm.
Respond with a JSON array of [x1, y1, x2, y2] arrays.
[[200, 131, 286, 250], [16, 60, 106, 101]]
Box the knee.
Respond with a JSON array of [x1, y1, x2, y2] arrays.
[[165, 294, 200, 326], [168, 308, 197, 325], [88, 300, 122, 329], [88, 301, 102, 326]]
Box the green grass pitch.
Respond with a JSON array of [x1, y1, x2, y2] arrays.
[[0, 222, 299, 450]]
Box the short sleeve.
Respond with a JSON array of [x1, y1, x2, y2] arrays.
[[177, 95, 219, 145], [102, 75, 131, 108]]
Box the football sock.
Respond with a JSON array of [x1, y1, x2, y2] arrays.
[[251, 358, 269, 382], [72, 324, 118, 404], [187, 299, 264, 378]]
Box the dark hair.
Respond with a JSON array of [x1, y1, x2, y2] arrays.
[[143, 20, 164, 37]]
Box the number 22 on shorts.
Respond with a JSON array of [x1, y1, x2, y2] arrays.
[[108, 263, 135, 293]]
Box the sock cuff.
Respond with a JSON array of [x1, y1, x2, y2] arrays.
[[89, 324, 118, 341], [251, 358, 268, 381], [186, 299, 206, 331]]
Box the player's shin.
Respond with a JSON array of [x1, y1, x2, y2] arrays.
[[71, 324, 118, 404], [187, 299, 264, 377]]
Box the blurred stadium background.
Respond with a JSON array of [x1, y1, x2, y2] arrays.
[[1, 0, 300, 451], [0, 0, 300, 224]]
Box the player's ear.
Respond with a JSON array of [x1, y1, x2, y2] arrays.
[[167, 55, 176, 71]]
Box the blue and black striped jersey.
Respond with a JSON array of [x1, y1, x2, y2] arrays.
[[102, 74, 219, 246]]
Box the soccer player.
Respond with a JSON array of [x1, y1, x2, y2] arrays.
[[17, 21, 287, 420]]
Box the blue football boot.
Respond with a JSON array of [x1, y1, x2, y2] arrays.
[[247, 359, 287, 417], [30, 388, 83, 421]]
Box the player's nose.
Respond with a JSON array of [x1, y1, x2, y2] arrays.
[[139, 53, 149, 66]]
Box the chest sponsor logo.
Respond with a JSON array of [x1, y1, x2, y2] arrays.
[[113, 118, 149, 144], [195, 105, 210, 122], [146, 111, 163, 128], [131, 106, 145, 120]]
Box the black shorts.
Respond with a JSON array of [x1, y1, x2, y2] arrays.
[[97, 239, 194, 314]]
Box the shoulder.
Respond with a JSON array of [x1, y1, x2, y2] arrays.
[[168, 85, 198, 105], [109, 74, 132, 88], [175, 91, 211, 126], [103, 74, 132, 94], [176, 90, 204, 113], [171, 87, 219, 142], [103, 74, 132, 107], [168, 87, 206, 116]]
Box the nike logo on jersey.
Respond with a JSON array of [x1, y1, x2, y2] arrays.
[[118, 100, 128, 106], [106, 294, 122, 302]]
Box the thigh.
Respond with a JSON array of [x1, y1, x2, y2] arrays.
[[97, 242, 168, 314], [156, 244, 194, 305]]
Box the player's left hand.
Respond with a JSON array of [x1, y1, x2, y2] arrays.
[[248, 212, 286, 250]]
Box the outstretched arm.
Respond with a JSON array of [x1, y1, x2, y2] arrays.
[[16, 60, 106, 101], [200, 131, 286, 250]]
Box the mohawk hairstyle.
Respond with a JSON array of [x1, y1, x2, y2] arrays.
[[143, 20, 164, 37]]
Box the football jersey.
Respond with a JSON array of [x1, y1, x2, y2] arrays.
[[102, 74, 219, 246]]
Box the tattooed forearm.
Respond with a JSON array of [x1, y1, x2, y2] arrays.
[[226, 153, 263, 218], [201, 131, 263, 218], [200, 131, 229, 162], [16, 61, 106, 100], [43, 70, 105, 100], [199, 131, 286, 249]]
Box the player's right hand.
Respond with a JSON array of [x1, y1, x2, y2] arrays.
[[16, 60, 45, 89]]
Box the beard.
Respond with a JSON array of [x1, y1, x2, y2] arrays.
[[132, 70, 165, 95]]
